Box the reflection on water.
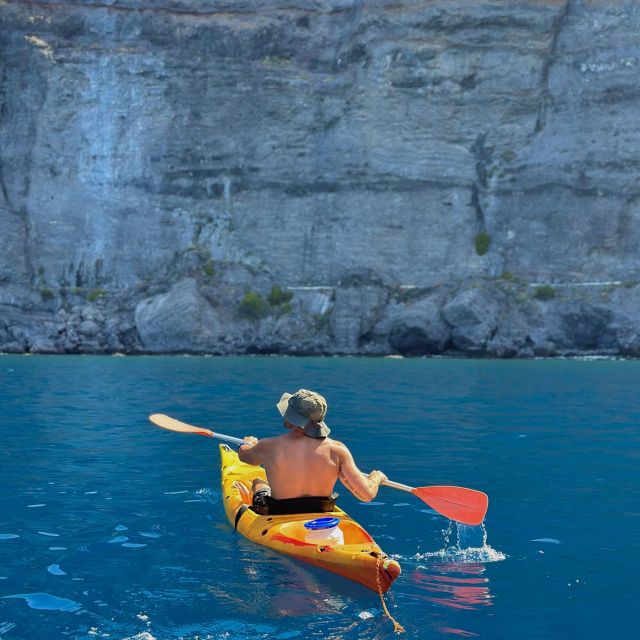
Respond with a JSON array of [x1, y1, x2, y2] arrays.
[[411, 562, 492, 611], [214, 547, 350, 618], [408, 562, 492, 638], [404, 521, 503, 637]]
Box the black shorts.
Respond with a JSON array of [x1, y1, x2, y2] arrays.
[[252, 488, 337, 516]]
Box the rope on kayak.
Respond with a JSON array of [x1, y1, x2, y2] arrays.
[[375, 554, 405, 633]]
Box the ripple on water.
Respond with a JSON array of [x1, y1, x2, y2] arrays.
[[532, 538, 561, 544], [411, 561, 496, 614], [47, 564, 67, 576], [0, 534, 19, 540], [195, 488, 220, 504], [169, 620, 276, 638], [2, 593, 81, 612]]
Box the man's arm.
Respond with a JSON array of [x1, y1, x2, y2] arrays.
[[237, 436, 264, 466], [335, 442, 387, 502]]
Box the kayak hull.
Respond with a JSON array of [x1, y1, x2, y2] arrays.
[[219, 444, 401, 592]]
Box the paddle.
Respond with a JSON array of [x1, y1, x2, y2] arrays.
[[148, 413, 489, 526], [381, 480, 488, 527], [149, 413, 244, 445]]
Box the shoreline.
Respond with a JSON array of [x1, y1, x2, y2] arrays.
[[1, 350, 636, 361]]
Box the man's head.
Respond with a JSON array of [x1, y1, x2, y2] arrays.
[[276, 389, 330, 438]]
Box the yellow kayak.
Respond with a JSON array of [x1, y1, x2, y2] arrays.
[[219, 444, 401, 593]]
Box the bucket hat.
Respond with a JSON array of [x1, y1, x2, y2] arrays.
[[276, 389, 331, 438]]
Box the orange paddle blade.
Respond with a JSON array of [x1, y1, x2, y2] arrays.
[[413, 486, 489, 526], [149, 414, 214, 438]]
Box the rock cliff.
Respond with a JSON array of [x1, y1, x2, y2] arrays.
[[1, 0, 640, 357]]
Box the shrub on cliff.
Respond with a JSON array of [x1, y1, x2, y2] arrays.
[[237, 292, 268, 319], [474, 232, 491, 256], [267, 286, 293, 315], [533, 285, 556, 301]]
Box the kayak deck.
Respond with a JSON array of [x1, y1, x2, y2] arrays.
[[219, 444, 401, 593]]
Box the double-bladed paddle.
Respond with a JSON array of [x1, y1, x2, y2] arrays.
[[148, 413, 489, 526]]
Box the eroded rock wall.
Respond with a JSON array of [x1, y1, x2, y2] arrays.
[[1, 0, 640, 356]]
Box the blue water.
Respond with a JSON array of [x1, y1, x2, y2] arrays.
[[0, 355, 638, 639]]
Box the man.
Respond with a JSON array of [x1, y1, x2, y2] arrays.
[[234, 389, 388, 515]]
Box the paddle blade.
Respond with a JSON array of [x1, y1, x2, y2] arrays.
[[148, 413, 214, 438], [413, 486, 488, 526]]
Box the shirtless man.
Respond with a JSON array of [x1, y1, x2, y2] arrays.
[[234, 389, 388, 515]]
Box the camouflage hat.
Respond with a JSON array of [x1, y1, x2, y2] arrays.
[[276, 389, 330, 438]]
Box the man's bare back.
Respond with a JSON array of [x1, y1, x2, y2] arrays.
[[235, 389, 387, 514], [238, 426, 387, 502]]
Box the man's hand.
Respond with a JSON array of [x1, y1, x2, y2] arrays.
[[237, 435, 262, 465], [368, 469, 388, 486]]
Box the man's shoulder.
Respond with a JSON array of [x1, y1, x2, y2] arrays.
[[326, 438, 349, 453]]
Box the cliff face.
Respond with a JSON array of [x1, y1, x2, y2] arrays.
[[2, 0, 640, 357]]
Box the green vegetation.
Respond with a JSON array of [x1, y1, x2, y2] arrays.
[[474, 232, 491, 256], [267, 285, 293, 311], [201, 260, 215, 278], [87, 288, 107, 302], [312, 311, 332, 333], [497, 271, 527, 286], [533, 285, 556, 301], [269, 286, 294, 316], [237, 286, 295, 320], [40, 287, 55, 301], [262, 55, 292, 67], [237, 292, 268, 320]]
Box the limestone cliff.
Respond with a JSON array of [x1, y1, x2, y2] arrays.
[[1, 0, 640, 356]]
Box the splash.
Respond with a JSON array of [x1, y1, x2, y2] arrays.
[[195, 487, 220, 504], [415, 522, 506, 564]]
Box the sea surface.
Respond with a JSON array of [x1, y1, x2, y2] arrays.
[[0, 355, 638, 640]]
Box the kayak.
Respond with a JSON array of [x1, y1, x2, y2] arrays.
[[219, 444, 401, 593]]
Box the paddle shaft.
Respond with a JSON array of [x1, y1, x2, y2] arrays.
[[382, 479, 414, 492], [149, 413, 245, 446], [207, 432, 244, 446], [149, 413, 488, 524]]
